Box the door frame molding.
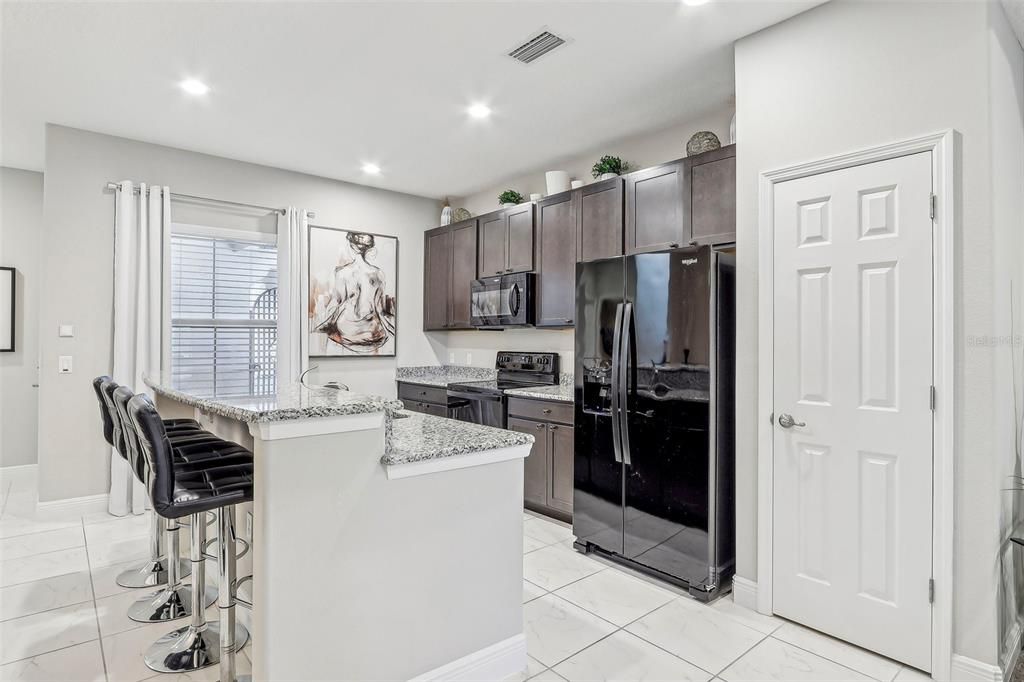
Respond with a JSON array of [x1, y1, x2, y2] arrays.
[[756, 130, 958, 680]]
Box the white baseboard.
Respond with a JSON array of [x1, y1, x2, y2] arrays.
[[951, 654, 1004, 682], [0, 463, 37, 483], [1001, 619, 1023, 682], [733, 575, 759, 612], [410, 633, 526, 682], [35, 493, 109, 520]]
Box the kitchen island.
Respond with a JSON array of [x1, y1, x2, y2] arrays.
[[144, 373, 533, 682]]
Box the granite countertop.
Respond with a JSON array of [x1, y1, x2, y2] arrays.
[[395, 365, 496, 387], [143, 372, 403, 423], [504, 384, 573, 403], [384, 410, 534, 465]]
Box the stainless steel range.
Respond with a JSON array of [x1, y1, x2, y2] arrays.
[[447, 352, 560, 429]]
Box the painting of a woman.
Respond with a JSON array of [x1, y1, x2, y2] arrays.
[[308, 227, 397, 357]]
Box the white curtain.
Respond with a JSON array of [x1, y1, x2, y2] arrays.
[[109, 181, 168, 516], [277, 207, 309, 387]]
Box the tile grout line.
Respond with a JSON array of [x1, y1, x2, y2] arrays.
[[764, 631, 892, 682], [81, 516, 111, 682]]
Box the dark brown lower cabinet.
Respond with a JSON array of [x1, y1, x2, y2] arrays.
[[508, 398, 573, 520], [397, 381, 450, 417], [510, 416, 549, 508]]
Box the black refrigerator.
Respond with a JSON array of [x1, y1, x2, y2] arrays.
[[572, 245, 735, 600]]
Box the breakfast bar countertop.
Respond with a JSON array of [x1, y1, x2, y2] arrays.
[[384, 409, 534, 465], [143, 372, 403, 423]]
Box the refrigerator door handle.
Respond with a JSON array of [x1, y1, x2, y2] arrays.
[[619, 302, 633, 467], [610, 302, 624, 464]]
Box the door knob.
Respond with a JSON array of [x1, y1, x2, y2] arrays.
[[777, 413, 806, 429]]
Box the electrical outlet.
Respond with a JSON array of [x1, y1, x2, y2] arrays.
[[466, 352, 473, 365], [58, 324, 74, 337], [448, 351, 455, 364], [58, 356, 73, 374], [246, 511, 254, 542]]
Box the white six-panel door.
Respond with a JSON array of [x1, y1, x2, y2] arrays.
[[772, 151, 933, 671]]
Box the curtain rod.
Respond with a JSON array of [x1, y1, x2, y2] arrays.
[[104, 182, 316, 220]]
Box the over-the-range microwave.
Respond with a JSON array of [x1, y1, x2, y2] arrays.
[[470, 272, 536, 328]]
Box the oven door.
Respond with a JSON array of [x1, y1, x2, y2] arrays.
[[447, 390, 507, 429], [470, 277, 503, 328]]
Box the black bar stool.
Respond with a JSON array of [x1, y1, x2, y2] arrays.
[[128, 393, 253, 678], [111, 385, 220, 624], [92, 376, 201, 589]]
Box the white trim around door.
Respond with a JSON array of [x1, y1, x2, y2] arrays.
[[756, 130, 957, 681]]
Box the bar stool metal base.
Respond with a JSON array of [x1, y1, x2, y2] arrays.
[[143, 622, 249, 674], [127, 584, 217, 623], [115, 557, 191, 589]]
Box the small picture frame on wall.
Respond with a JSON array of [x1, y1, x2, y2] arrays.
[[0, 267, 15, 352]]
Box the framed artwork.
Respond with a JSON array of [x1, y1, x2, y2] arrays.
[[307, 226, 398, 357], [0, 267, 13, 352]]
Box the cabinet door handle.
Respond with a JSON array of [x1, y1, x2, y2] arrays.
[[669, 242, 680, 248], [542, 408, 552, 414], [549, 424, 558, 430], [535, 423, 545, 429]]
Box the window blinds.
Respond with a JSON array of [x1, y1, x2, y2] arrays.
[[170, 233, 278, 397]]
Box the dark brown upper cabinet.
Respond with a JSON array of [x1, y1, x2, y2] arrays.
[[686, 144, 736, 245], [577, 176, 624, 263], [422, 218, 477, 331], [625, 159, 687, 255], [449, 220, 478, 328], [423, 227, 451, 331], [478, 212, 507, 278], [477, 204, 536, 277], [535, 191, 577, 328]]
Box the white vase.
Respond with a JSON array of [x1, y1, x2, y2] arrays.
[[545, 170, 570, 195], [598, 172, 618, 181], [501, 202, 517, 208], [529, 193, 542, 202], [570, 180, 584, 189]]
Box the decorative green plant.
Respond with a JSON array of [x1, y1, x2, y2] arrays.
[[498, 189, 524, 205], [591, 155, 630, 179]]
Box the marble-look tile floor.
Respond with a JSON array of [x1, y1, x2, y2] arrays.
[[0, 467, 251, 682], [1, 467, 927, 681], [515, 510, 927, 682]]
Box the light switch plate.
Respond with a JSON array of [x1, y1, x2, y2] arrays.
[[448, 352, 455, 364], [466, 352, 473, 365], [58, 356, 73, 374], [58, 324, 74, 337]]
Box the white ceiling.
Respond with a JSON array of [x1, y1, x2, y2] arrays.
[[1, 1, 823, 199]]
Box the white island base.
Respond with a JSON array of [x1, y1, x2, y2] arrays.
[[153, 392, 530, 682]]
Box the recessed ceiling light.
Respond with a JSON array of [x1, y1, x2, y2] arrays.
[[361, 162, 381, 175], [179, 78, 210, 96], [467, 103, 492, 120], [682, 0, 711, 5]]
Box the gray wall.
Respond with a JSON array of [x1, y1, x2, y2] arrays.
[[39, 125, 442, 503], [0, 167, 42, 468], [735, 0, 1023, 667]]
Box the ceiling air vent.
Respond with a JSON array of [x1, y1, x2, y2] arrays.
[[507, 30, 566, 64]]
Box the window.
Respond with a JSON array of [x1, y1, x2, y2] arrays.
[[170, 231, 278, 397]]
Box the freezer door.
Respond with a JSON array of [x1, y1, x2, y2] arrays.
[[573, 257, 625, 554], [621, 247, 713, 585]]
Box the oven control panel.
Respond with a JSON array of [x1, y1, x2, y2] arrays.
[[496, 352, 559, 376]]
